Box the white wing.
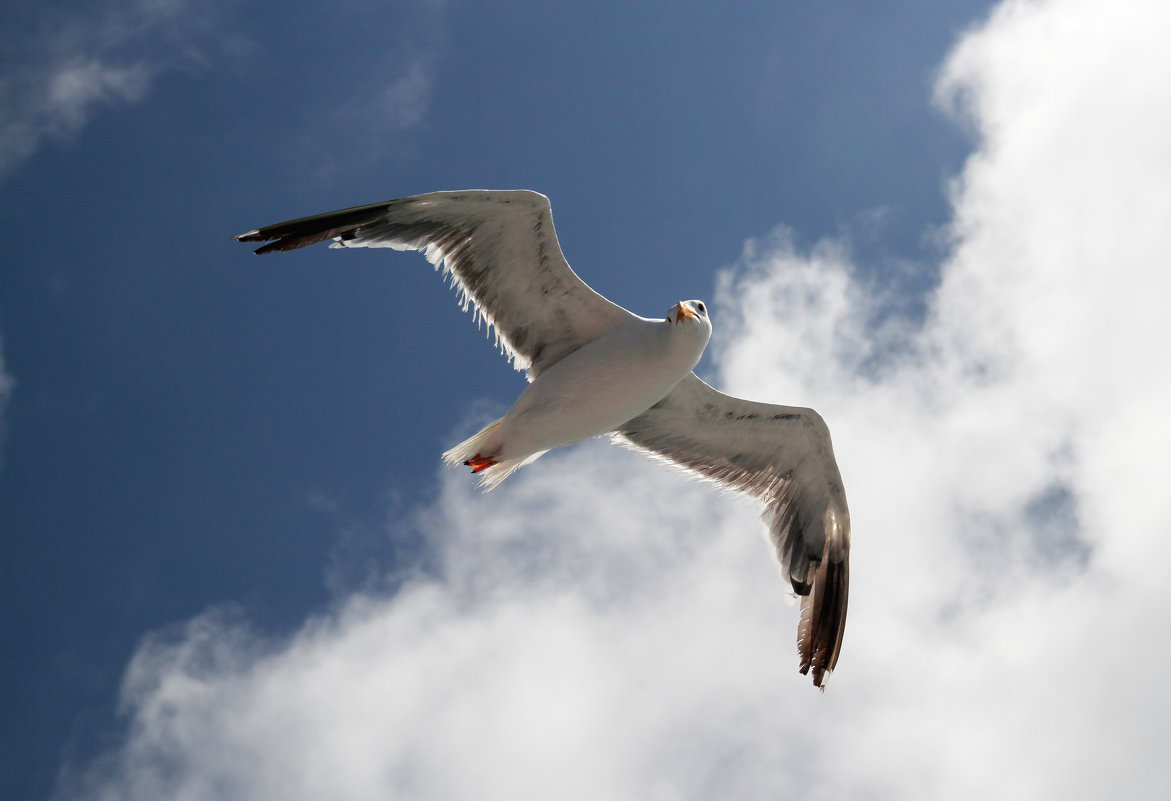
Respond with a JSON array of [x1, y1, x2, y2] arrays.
[[237, 190, 636, 378], [616, 373, 851, 688]]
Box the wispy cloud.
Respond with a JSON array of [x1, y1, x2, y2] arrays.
[[53, 0, 1171, 798], [374, 60, 432, 134], [0, 0, 227, 182], [294, 56, 438, 186], [0, 339, 13, 466]]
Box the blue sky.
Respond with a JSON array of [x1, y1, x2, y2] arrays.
[[4, 1, 1171, 799]]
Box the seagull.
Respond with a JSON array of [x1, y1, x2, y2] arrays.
[[236, 190, 850, 689]]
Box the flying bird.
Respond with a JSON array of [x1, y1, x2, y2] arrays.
[[236, 190, 850, 688]]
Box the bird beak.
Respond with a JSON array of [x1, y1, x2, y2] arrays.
[[675, 301, 696, 324]]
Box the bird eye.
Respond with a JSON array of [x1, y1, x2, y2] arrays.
[[697, 302, 706, 313]]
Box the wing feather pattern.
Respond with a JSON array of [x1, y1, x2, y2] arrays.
[[236, 190, 634, 378], [616, 373, 850, 688]]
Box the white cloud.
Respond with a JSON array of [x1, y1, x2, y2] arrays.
[[0, 0, 225, 182], [53, 0, 1171, 798]]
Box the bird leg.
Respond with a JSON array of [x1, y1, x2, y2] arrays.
[[464, 455, 499, 473]]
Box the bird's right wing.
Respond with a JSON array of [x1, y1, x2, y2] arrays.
[[237, 190, 636, 379], [615, 373, 851, 688]]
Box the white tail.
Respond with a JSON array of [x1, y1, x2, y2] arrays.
[[442, 417, 544, 491]]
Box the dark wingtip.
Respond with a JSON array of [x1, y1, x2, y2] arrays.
[[233, 228, 285, 255], [233, 228, 334, 255], [252, 239, 295, 255], [797, 557, 849, 690], [234, 201, 398, 256]]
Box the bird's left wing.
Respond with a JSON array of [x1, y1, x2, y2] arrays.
[[615, 373, 851, 689], [236, 190, 635, 379]]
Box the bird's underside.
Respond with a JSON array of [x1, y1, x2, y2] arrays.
[[237, 189, 851, 688]]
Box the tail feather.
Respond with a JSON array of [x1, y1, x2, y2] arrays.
[[469, 454, 537, 491], [442, 417, 541, 491]]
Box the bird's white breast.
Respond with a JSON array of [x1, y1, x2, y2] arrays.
[[497, 316, 709, 459]]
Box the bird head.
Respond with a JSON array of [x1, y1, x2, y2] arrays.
[[668, 299, 709, 326], [666, 300, 713, 352]]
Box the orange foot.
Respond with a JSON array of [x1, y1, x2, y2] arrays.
[[465, 455, 498, 474]]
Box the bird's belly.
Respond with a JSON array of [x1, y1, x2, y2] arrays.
[[499, 325, 701, 458]]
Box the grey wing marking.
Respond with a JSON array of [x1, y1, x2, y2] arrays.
[[237, 190, 635, 378], [616, 373, 851, 688]]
